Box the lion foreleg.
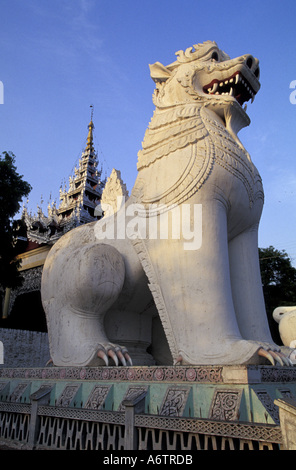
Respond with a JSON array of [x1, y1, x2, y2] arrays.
[[42, 242, 129, 366], [228, 223, 275, 345]]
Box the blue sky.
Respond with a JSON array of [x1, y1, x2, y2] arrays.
[[1, 0, 296, 262]]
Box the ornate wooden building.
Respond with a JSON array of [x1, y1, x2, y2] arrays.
[[1, 117, 106, 331]]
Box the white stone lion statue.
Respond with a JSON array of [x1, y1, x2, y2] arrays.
[[41, 41, 292, 367]]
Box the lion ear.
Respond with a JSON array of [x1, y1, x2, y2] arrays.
[[149, 62, 172, 82]]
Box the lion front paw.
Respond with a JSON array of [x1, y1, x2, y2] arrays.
[[97, 343, 133, 367], [258, 347, 293, 366]]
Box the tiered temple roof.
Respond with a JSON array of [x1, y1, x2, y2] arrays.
[[22, 118, 106, 245]]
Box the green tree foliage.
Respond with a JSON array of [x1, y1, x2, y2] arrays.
[[259, 246, 296, 343], [0, 151, 31, 288]]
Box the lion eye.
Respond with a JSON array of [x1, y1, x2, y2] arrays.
[[211, 51, 219, 61]]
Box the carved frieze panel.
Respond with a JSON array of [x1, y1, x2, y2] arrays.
[[84, 385, 112, 410], [159, 387, 190, 417], [56, 384, 80, 407], [2, 365, 296, 385], [209, 389, 242, 421]]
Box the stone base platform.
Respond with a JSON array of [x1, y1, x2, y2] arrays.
[[1, 364, 296, 425]]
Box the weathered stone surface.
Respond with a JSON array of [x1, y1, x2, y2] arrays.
[[0, 328, 50, 368]]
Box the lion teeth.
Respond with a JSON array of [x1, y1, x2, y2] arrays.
[[205, 71, 255, 107], [211, 82, 218, 93], [207, 82, 218, 93]]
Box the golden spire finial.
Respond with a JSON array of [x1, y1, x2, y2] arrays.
[[85, 105, 94, 152]]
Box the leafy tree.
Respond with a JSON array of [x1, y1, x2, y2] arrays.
[[259, 246, 296, 343], [0, 151, 31, 288]]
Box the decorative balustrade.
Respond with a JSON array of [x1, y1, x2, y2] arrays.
[[0, 365, 293, 450], [0, 389, 282, 450]]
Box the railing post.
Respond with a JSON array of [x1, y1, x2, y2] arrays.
[[28, 385, 52, 449], [123, 391, 147, 450]]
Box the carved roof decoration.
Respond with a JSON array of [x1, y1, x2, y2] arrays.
[[98, 168, 129, 218]]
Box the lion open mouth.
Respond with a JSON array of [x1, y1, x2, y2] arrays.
[[203, 71, 257, 107]]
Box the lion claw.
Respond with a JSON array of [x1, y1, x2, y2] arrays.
[[268, 350, 283, 366], [258, 347, 293, 366], [258, 348, 275, 365], [97, 344, 132, 366], [116, 348, 127, 366], [122, 348, 133, 366], [277, 351, 293, 366], [107, 348, 119, 366], [97, 348, 109, 366]]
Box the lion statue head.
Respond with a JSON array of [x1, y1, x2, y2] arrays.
[[149, 40, 260, 144]]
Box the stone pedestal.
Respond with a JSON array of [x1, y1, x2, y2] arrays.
[[0, 365, 295, 449], [0, 365, 295, 422]]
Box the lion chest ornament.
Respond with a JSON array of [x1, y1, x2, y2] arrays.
[[41, 41, 293, 367]]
